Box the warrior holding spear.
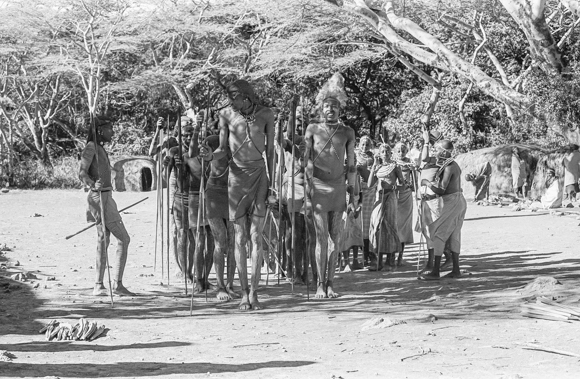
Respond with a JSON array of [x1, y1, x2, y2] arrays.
[[79, 114, 134, 297]]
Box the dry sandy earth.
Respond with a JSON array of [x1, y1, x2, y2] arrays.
[[1, 189, 580, 379]]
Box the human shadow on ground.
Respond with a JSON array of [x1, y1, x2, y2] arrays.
[[0, 341, 190, 354], [464, 213, 548, 221], [0, 360, 315, 378]]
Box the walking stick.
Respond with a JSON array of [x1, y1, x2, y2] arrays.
[[276, 108, 285, 286], [202, 88, 210, 303], [300, 97, 310, 300], [178, 112, 188, 296], [90, 114, 114, 308], [66, 197, 149, 240], [166, 114, 171, 286], [154, 125, 164, 273], [289, 97, 298, 294]]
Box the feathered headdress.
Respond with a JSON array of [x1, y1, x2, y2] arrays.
[[315, 72, 348, 108]]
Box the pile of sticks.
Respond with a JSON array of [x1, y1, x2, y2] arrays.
[[521, 297, 580, 322]]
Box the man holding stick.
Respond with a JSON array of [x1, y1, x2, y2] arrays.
[[205, 79, 275, 310], [79, 115, 134, 297]]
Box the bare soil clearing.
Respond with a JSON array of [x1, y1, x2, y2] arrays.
[[1, 189, 580, 378]]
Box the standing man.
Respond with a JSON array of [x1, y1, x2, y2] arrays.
[[562, 144, 580, 207], [303, 73, 356, 298], [419, 139, 467, 280], [511, 146, 528, 199], [79, 115, 133, 296], [208, 79, 275, 311]]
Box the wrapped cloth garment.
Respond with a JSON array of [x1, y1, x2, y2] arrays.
[[341, 208, 364, 250], [206, 184, 229, 221], [511, 155, 527, 188], [228, 158, 268, 221], [369, 189, 400, 254], [309, 176, 346, 213], [188, 191, 208, 229], [421, 192, 467, 256], [360, 181, 376, 238], [396, 186, 414, 244]]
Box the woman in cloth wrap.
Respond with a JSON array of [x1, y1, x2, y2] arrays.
[[419, 139, 467, 280], [393, 142, 416, 266], [368, 144, 405, 271], [465, 161, 492, 202], [79, 115, 133, 296], [303, 72, 356, 299], [511, 146, 528, 198], [356, 135, 376, 267]]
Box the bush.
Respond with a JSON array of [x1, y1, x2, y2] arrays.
[[11, 156, 83, 189]]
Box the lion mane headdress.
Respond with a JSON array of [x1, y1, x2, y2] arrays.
[[315, 72, 348, 108]]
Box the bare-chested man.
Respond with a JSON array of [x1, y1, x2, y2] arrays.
[[200, 134, 238, 301], [303, 73, 356, 298], [419, 139, 467, 280], [79, 115, 133, 296], [206, 79, 274, 310]]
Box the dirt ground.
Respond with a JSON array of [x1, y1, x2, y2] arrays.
[[1, 189, 580, 379]]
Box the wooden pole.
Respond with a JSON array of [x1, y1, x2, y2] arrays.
[[178, 112, 187, 295]]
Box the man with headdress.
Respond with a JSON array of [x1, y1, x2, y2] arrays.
[[303, 72, 356, 298], [356, 135, 375, 267], [79, 115, 134, 296], [393, 142, 416, 266], [206, 79, 275, 310], [419, 139, 467, 280], [465, 161, 492, 202]]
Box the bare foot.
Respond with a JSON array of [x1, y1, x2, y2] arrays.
[[418, 271, 440, 281], [397, 258, 406, 267], [419, 265, 433, 275], [92, 283, 107, 296], [113, 282, 136, 296], [315, 283, 327, 299], [293, 277, 305, 286], [440, 258, 453, 270], [226, 286, 241, 299], [326, 282, 339, 298], [442, 271, 462, 279], [193, 280, 204, 294], [249, 291, 262, 310], [204, 282, 217, 292], [216, 287, 232, 301], [238, 294, 252, 311], [350, 261, 363, 271]]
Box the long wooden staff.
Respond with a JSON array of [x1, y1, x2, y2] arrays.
[[178, 112, 187, 295], [202, 88, 210, 303], [289, 98, 297, 294], [153, 125, 164, 272], [165, 115, 170, 286], [302, 104, 313, 301], [300, 97, 310, 300], [276, 106, 285, 286], [90, 114, 114, 307], [66, 197, 148, 240]]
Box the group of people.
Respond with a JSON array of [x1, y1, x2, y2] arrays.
[[78, 73, 468, 310]]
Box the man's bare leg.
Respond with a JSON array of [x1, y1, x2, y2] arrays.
[[226, 221, 239, 298], [326, 211, 343, 298], [108, 220, 134, 296], [442, 252, 462, 279], [312, 211, 329, 298], [233, 218, 251, 310], [249, 214, 265, 309], [209, 218, 231, 301], [193, 227, 214, 292], [93, 225, 109, 296]]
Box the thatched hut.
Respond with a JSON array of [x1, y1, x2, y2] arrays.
[[455, 144, 556, 200], [111, 156, 161, 192]]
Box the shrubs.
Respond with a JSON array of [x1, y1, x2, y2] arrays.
[[10, 156, 82, 189]]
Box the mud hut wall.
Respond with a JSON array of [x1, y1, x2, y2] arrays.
[[455, 144, 540, 199], [111, 156, 158, 192]]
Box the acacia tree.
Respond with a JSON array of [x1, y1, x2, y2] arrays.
[[324, 0, 580, 145]]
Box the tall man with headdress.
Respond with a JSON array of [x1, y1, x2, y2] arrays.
[[303, 73, 356, 298], [419, 139, 467, 280], [206, 79, 275, 310], [79, 115, 134, 296]]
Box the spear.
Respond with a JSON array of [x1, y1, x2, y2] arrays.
[[289, 96, 298, 294], [300, 97, 310, 300], [166, 114, 170, 286], [178, 111, 187, 295]]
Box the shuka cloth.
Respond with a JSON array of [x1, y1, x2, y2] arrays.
[[309, 176, 347, 213], [369, 190, 400, 254], [541, 179, 562, 209], [206, 184, 229, 220], [421, 192, 467, 256], [511, 155, 527, 188], [86, 190, 122, 226], [341, 209, 364, 250], [469, 161, 492, 201], [229, 158, 268, 221], [283, 181, 305, 214], [562, 150, 580, 187], [396, 187, 415, 244], [188, 191, 208, 229], [360, 181, 376, 239]]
